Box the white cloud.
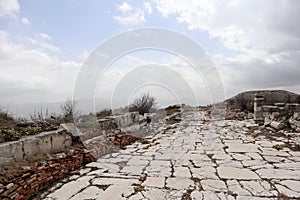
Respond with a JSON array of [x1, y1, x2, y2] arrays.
[[114, 1, 153, 28], [93, 52, 213, 109], [154, 0, 300, 96], [25, 33, 61, 53], [21, 17, 30, 25], [39, 33, 51, 40], [0, 31, 81, 104], [143, 2, 152, 15], [154, 0, 254, 52], [118, 2, 132, 13], [154, 0, 300, 53], [0, 0, 20, 18], [79, 49, 90, 61], [114, 10, 146, 28], [211, 54, 225, 65]]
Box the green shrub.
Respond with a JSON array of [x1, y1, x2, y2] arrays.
[[19, 126, 41, 135], [0, 129, 20, 141]]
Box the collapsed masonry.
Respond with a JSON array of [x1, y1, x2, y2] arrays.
[[38, 101, 300, 199], [0, 109, 183, 200], [0, 106, 182, 168], [225, 90, 300, 132], [253, 93, 300, 132], [0, 112, 146, 167], [225, 90, 300, 112]]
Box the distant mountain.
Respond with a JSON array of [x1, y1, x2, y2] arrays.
[[225, 90, 300, 112]]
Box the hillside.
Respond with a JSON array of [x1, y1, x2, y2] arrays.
[[225, 90, 300, 112]]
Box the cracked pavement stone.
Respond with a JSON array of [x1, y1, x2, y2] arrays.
[[44, 109, 300, 200], [201, 179, 227, 192], [166, 177, 194, 190], [217, 166, 260, 180], [142, 177, 165, 188], [69, 186, 104, 200], [256, 169, 300, 180]]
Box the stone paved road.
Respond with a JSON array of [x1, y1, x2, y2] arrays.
[[44, 109, 300, 200]]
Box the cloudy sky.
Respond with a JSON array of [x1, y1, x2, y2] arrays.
[[0, 0, 300, 116]]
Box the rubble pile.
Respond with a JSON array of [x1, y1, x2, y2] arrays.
[[0, 108, 180, 199], [224, 93, 300, 152], [42, 107, 300, 199], [107, 133, 137, 147], [225, 90, 300, 112], [84, 132, 139, 159], [0, 149, 95, 200], [289, 113, 300, 132], [164, 104, 181, 116], [225, 110, 253, 121]]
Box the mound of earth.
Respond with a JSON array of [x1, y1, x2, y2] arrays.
[[225, 90, 300, 112]]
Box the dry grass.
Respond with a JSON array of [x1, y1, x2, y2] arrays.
[[0, 108, 17, 129], [0, 107, 59, 143], [96, 108, 112, 119], [165, 105, 181, 116]]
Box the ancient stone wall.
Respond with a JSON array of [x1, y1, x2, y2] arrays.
[[0, 112, 141, 167], [0, 130, 72, 166], [0, 111, 171, 199]]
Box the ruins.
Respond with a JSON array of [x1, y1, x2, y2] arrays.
[[0, 90, 300, 199]]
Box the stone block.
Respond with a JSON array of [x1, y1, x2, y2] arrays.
[[142, 177, 165, 188], [217, 167, 260, 180], [166, 177, 194, 190], [23, 137, 42, 159], [0, 141, 23, 163], [262, 105, 278, 112], [270, 121, 284, 130], [50, 130, 72, 150]]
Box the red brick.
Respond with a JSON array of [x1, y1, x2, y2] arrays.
[[26, 177, 36, 185], [21, 173, 30, 179], [15, 186, 23, 194], [69, 170, 80, 175], [49, 163, 60, 168], [8, 191, 19, 199], [16, 195, 26, 200], [31, 183, 39, 190]]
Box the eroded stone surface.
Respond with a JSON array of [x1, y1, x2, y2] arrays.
[[142, 188, 167, 200], [279, 180, 300, 193], [275, 184, 300, 198], [239, 181, 277, 197], [166, 177, 194, 190], [227, 180, 252, 196], [217, 166, 260, 180], [142, 177, 165, 188], [174, 166, 191, 178], [69, 186, 103, 200], [44, 109, 300, 200], [226, 143, 259, 153], [201, 180, 227, 192], [101, 185, 134, 199], [47, 178, 91, 200], [256, 169, 300, 180]]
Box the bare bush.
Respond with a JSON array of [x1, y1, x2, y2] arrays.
[[60, 99, 79, 122], [30, 108, 49, 122], [29, 108, 59, 126], [130, 93, 157, 115], [0, 107, 12, 121], [0, 107, 16, 129]]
